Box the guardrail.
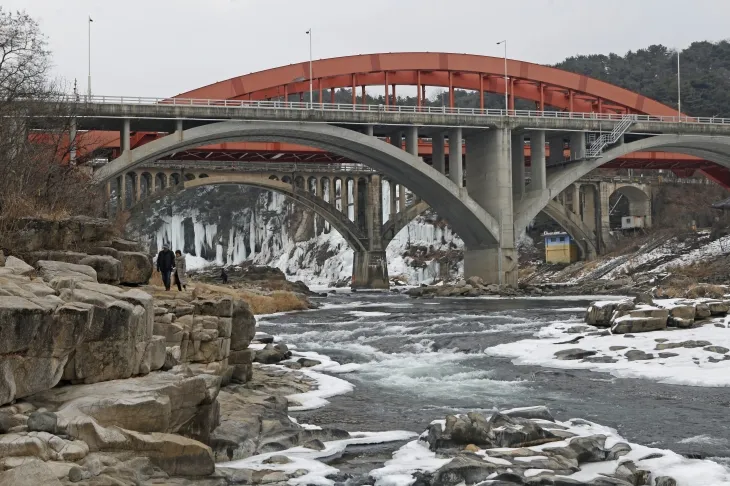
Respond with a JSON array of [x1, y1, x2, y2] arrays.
[[145, 161, 377, 174], [69, 95, 730, 126]]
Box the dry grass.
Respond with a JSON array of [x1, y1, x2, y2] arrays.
[[190, 282, 310, 315]]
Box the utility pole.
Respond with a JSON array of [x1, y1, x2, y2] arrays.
[[677, 49, 681, 121]]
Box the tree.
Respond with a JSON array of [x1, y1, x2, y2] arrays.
[[0, 8, 101, 242]]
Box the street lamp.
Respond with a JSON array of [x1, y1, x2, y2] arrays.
[[305, 29, 313, 108], [676, 49, 681, 121], [88, 16, 93, 99], [496, 40, 508, 114]]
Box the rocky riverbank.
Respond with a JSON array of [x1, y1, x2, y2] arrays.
[[0, 217, 355, 485]]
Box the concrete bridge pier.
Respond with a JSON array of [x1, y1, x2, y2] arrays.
[[351, 173, 389, 290], [465, 128, 517, 286]]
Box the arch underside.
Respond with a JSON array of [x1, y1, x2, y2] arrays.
[[130, 175, 368, 252], [95, 121, 501, 249], [540, 200, 597, 259], [515, 135, 730, 231]]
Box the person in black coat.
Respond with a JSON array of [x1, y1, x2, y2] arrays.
[[156, 244, 175, 291]]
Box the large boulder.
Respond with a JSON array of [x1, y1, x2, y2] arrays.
[[585, 300, 634, 327], [610, 307, 668, 334], [0, 458, 63, 486], [0, 297, 92, 405], [37, 260, 97, 283], [58, 284, 154, 384], [80, 255, 122, 285], [230, 299, 256, 351], [4, 256, 36, 276], [111, 238, 141, 252], [118, 251, 152, 285]]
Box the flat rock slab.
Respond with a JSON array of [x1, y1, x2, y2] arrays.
[[554, 348, 597, 360]]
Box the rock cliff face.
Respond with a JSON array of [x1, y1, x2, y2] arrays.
[[0, 219, 342, 485], [126, 185, 465, 286]]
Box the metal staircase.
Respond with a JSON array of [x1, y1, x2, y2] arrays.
[[586, 116, 634, 158]]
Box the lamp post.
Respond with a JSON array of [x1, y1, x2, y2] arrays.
[[88, 16, 93, 99], [305, 29, 313, 107], [677, 49, 681, 121], [496, 40, 508, 114]]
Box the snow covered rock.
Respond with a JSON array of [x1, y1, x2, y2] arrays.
[[585, 300, 634, 327], [707, 300, 729, 315], [610, 307, 668, 334]]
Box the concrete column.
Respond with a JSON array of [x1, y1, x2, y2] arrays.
[[338, 179, 347, 214], [529, 131, 546, 191], [351, 251, 389, 289], [69, 117, 77, 164], [105, 181, 112, 216], [150, 174, 157, 194], [398, 185, 406, 213], [405, 126, 418, 157], [120, 174, 127, 211], [511, 133, 524, 199], [390, 131, 403, 150], [122, 119, 131, 153], [432, 133, 445, 174], [352, 174, 389, 290], [464, 128, 516, 286], [582, 185, 597, 233], [448, 127, 463, 187], [134, 172, 141, 203], [547, 136, 564, 165], [352, 178, 360, 225], [599, 182, 612, 251], [572, 183, 581, 215], [570, 132, 586, 160], [389, 180, 397, 218], [365, 125, 374, 137]]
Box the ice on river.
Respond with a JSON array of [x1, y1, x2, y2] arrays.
[[220, 430, 417, 486], [485, 318, 730, 387], [370, 418, 730, 486]]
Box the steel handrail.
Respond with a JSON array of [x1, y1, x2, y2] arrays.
[[66, 94, 730, 126]]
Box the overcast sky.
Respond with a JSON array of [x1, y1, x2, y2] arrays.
[[6, 0, 728, 97]]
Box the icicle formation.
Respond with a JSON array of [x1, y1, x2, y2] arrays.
[[143, 185, 463, 286]]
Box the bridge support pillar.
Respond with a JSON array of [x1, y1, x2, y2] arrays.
[[389, 180, 397, 218], [449, 127, 463, 187], [365, 125, 374, 137], [547, 136, 563, 165], [69, 117, 77, 164], [405, 126, 418, 157], [121, 119, 131, 154], [351, 250, 389, 290], [599, 183, 613, 251], [390, 131, 402, 150], [432, 132, 445, 174], [570, 132, 586, 160], [571, 183, 580, 215], [529, 131, 546, 191], [352, 173, 389, 290], [465, 128, 517, 287], [511, 132, 524, 199], [119, 174, 127, 211]]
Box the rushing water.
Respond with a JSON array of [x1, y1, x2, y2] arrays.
[[256, 292, 730, 475]]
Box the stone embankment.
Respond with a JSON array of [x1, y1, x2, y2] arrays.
[[0, 218, 345, 485]]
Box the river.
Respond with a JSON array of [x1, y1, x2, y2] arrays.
[[255, 292, 730, 480]]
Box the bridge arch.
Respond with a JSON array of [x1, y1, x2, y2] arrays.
[[131, 174, 368, 253], [174, 52, 677, 115], [515, 135, 730, 231], [541, 200, 598, 259], [607, 184, 652, 229], [93, 121, 501, 249]]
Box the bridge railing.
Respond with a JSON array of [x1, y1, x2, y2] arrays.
[[69, 95, 730, 126], [141, 161, 377, 174]]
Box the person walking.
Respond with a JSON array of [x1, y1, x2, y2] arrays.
[[174, 250, 187, 291], [156, 244, 175, 291], [221, 267, 228, 284]]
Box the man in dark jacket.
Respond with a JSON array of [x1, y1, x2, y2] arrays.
[[156, 244, 175, 291]]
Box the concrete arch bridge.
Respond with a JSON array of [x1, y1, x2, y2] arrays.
[[81, 52, 730, 287]]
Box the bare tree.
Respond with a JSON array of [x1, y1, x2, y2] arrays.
[[0, 8, 102, 244]]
